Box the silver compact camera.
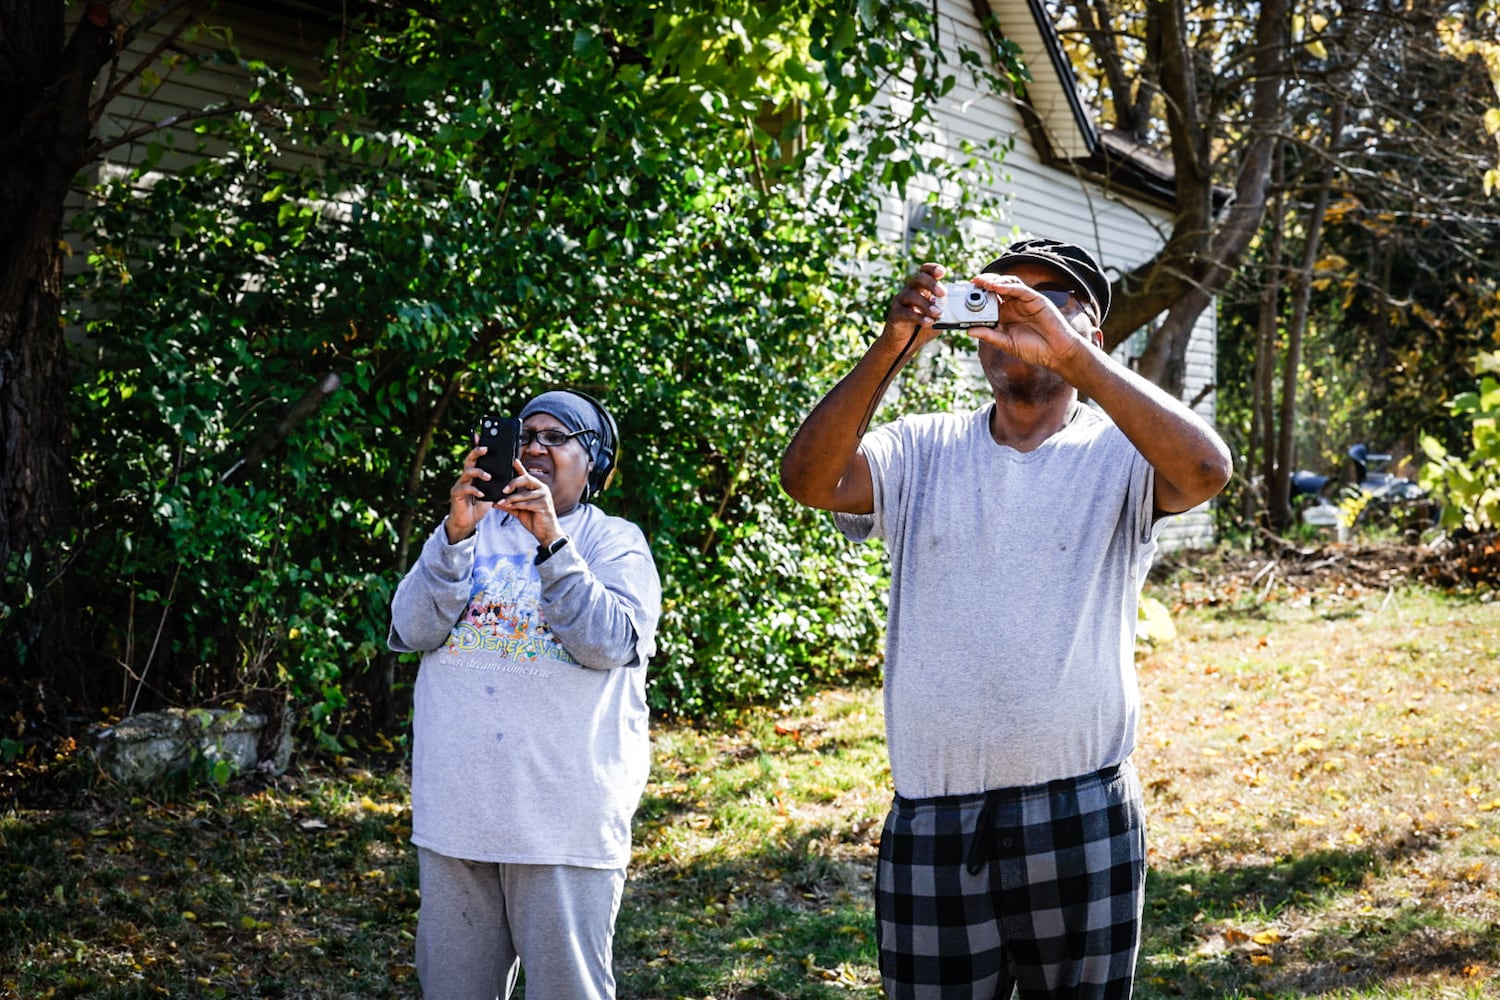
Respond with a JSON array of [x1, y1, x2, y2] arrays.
[[933, 281, 999, 329]]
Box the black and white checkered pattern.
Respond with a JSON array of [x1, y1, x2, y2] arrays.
[[876, 762, 1147, 999]]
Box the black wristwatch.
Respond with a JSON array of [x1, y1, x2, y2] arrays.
[[535, 535, 569, 565]]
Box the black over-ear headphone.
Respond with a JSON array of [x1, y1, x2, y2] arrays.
[[558, 388, 618, 499]]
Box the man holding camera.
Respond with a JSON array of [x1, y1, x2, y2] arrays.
[[780, 238, 1231, 999]]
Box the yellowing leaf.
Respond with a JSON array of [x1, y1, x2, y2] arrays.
[[1137, 596, 1177, 646]]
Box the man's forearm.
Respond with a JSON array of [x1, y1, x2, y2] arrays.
[[1061, 344, 1232, 513], [779, 332, 917, 510], [783, 264, 947, 511]]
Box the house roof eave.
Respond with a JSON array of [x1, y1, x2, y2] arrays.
[[983, 0, 1215, 213]]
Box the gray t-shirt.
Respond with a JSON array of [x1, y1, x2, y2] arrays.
[[389, 504, 660, 868], [836, 403, 1159, 798]]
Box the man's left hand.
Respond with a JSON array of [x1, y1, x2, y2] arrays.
[[495, 458, 565, 546], [965, 272, 1099, 369]]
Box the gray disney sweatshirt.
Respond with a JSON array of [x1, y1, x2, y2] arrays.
[[389, 504, 661, 868]]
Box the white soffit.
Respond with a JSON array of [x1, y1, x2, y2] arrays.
[[985, 0, 1095, 161]]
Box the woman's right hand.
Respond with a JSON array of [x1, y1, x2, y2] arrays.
[[445, 444, 497, 544]]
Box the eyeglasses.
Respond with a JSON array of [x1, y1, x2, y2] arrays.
[[1034, 287, 1081, 310], [520, 427, 594, 449]]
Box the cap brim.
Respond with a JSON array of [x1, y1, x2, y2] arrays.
[[982, 252, 1103, 318]]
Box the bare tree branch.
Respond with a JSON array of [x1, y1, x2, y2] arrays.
[[220, 373, 344, 485]]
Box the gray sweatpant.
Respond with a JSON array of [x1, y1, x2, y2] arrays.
[[415, 847, 626, 1000]]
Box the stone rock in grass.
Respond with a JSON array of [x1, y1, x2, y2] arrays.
[[91, 706, 293, 785]]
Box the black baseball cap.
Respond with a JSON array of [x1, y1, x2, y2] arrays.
[[981, 237, 1111, 321]]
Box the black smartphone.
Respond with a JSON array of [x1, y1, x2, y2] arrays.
[[474, 415, 521, 502]]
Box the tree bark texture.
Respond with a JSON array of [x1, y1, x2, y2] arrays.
[[1269, 101, 1346, 531], [1, 2, 130, 671], [1090, 0, 1292, 403]]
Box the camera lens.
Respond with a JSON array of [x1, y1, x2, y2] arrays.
[[963, 289, 988, 312]]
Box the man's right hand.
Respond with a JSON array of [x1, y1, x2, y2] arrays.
[[882, 262, 948, 352]]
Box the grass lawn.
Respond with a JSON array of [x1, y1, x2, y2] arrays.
[[3, 552, 1498, 998]]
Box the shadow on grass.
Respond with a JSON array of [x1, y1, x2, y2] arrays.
[[1141, 837, 1500, 998], [616, 820, 880, 999], [0, 766, 421, 1000], [8, 725, 1495, 1000], [629, 761, 1500, 999]]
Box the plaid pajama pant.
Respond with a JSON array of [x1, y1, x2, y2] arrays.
[[876, 762, 1147, 1000]]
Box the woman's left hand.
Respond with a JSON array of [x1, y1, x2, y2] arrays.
[[495, 458, 564, 545]]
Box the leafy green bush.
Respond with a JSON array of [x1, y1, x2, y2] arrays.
[[63, 0, 1020, 734], [1419, 350, 1500, 533]]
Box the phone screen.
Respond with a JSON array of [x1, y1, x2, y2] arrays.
[[474, 415, 521, 501]]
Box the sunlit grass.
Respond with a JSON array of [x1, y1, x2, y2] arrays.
[[2, 577, 1496, 998], [1133, 581, 1500, 998], [620, 688, 889, 996]]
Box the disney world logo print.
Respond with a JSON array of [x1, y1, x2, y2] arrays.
[[445, 552, 578, 665]]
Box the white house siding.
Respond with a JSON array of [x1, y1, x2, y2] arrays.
[[872, 0, 1218, 549], [64, 4, 337, 292], [91, 3, 335, 172]]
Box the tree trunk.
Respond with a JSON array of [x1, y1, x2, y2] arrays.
[[1, 2, 128, 678], [1253, 160, 1287, 528], [1097, 0, 1291, 398], [1270, 102, 1346, 532], [0, 236, 74, 674], [1132, 284, 1214, 400], [1251, 259, 1281, 525]]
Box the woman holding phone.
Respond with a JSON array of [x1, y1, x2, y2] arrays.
[[389, 388, 660, 1000]]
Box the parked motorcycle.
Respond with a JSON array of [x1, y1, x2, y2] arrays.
[[1343, 444, 1437, 529], [1298, 444, 1438, 535]]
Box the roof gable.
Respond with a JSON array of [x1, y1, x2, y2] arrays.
[[984, 0, 1182, 210]]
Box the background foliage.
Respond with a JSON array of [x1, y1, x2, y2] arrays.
[[61, 0, 1021, 738], [1199, 0, 1500, 533], [18, 0, 1498, 754], [1420, 350, 1500, 533]]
